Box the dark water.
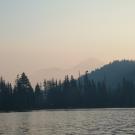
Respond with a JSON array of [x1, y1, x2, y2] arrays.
[[0, 109, 135, 135]]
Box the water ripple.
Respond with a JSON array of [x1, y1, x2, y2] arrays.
[[0, 109, 135, 135]]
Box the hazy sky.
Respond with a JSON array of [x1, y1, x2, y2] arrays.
[[1, 0, 135, 80]]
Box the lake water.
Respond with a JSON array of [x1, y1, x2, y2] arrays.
[[0, 109, 135, 135]]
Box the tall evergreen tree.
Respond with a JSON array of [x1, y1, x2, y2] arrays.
[[13, 73, 34, 109]]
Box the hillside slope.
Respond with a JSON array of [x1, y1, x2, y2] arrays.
[[87, 60, 135, 89]]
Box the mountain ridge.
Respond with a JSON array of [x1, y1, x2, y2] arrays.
[[86, 59, 135, 89]]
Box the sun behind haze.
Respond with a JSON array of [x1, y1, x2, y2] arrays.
[[0, 0, 135, 83]]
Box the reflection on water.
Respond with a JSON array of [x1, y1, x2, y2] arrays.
[[0, 109, 135, 135]]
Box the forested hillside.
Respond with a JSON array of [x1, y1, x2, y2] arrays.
[[0, 60, 135, 111], [87, 60, 135, 89]]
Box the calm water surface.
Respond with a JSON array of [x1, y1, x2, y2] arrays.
[[0, 109, 135, 135]]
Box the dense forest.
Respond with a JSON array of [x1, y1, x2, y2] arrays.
[[1, 60, 135, 111]]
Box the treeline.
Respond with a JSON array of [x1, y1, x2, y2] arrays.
[[0, 72, 135, 111]]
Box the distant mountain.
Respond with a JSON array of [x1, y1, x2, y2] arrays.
[[86, 60, 135, 89], [30, 58, 104, 85], [70, 58, 104, 76], [30, 68, 65, 85]]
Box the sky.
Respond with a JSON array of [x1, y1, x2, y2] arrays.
[[0, 0, 135, 81]]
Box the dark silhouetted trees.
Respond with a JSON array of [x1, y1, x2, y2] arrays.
[[0, 70, 135, 111], [13, 73, 34, 110]]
